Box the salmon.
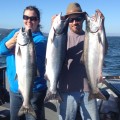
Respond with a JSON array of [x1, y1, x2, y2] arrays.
[[44, 13, 68, 103], [83, 10, 107, 100], [15, 28, 36, 118]]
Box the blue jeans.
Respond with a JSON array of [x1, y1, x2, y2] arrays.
[[10, 89, 47, 120], [58, 91, 99, 120]]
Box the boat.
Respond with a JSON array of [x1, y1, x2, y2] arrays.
[[0, 65, 120, 119]]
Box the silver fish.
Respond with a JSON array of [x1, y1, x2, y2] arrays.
[[15, 28, 36, 117], [44, 13, 68, 102], [83, 10, 107, 100]]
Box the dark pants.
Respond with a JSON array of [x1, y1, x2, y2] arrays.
[[10, 89, 47, 120]]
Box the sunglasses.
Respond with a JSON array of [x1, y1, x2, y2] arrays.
[[23, 15, 38, 21], [69, 17, 84, 23]]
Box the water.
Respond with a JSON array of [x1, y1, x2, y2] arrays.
[[0, 55, 6, 68], [0, 28, 12, 40], [103, 36, 120, 76], [0, 31, 120, 76]]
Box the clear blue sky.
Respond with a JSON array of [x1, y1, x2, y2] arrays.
[[0, 0, 120, 36]]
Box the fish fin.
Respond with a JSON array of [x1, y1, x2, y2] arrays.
[[37, 69, 40, 76], [18, 105, 36, 118], [88, 90, 106, 101], [98, 33, 101, 42], [17, 46, 21, 55], [80, 53, 84, 64], [15, 74, 18, 80], [45, 58, 47, 66], [44, 74, 49, 81], [44, 91, 62, 103], [35, 68, 40, 77], [44, 73, 50, 81]]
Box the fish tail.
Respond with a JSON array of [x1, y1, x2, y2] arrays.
[[44, 91, 62, 103], [18, 105, 36, 118], [88, 90, 106, 101]]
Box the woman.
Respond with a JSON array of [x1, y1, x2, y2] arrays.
[[0, 6, 47, 120]]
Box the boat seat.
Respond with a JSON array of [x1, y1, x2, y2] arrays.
[[98, 88, 110, 113]]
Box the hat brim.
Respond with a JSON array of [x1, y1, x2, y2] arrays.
[[65, 11, 86, 17]]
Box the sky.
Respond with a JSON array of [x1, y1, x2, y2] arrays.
[[0, 0, 120, 36]]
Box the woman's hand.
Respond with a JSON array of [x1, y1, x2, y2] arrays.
[[5, 31, 19, 49], [12, 31, 19, 43]]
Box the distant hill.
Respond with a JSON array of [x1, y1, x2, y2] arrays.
[[0, 28, 49, 40], [0, 28, 13, 33], [43, 32, 48, 37], [0, 28, 13, 40]]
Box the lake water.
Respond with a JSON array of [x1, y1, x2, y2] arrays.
[[0, 32, 120, 76]]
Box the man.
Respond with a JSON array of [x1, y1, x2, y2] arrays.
[[57, 3, 101, 120]]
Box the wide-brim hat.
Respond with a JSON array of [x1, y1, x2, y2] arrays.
[[66, 2, 86, 17]]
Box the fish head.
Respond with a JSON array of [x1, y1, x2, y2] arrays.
[[52, 13, 69, 35], [86, 11, 103, 33], [17, 28, 32, 46]]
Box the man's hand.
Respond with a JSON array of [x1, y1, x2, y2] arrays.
[[96, 9, 104, 19]]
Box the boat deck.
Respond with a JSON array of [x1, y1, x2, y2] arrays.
[[0, 101, 59, 120], [0, 67, 120, 120]]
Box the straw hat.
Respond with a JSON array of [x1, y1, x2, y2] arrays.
[[66, 3, 86, 16]]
